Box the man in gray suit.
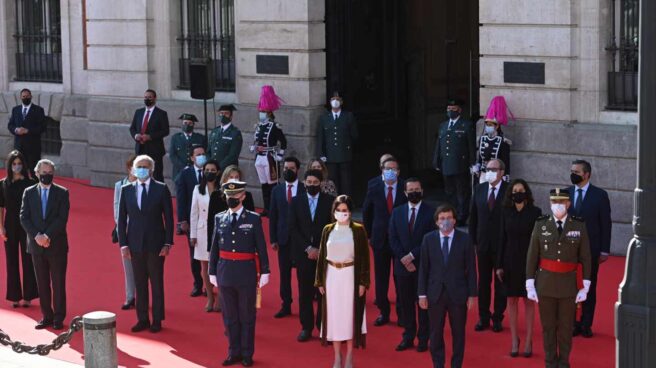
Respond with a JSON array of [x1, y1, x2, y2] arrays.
[[20, 159, 70, 330], [418, 204, 477, 368]]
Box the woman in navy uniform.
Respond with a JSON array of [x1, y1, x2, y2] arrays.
[[472, 96, 513, 183]]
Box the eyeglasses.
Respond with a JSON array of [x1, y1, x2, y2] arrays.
[[486, 168, 500, 172]]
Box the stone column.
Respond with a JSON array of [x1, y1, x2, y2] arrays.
[[82, 311, 117, 368]]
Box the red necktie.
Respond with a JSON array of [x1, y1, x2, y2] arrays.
[[287, 184, 293, 204], [387, 186, 394, 213], [141, 110, 151, 134], [488, 186, 496, 211], [408, 207, 416, 233]]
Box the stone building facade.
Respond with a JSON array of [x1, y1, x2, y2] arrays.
[[0, 0, 635, 254]]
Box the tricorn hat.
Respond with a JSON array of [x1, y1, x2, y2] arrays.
[[549, 188, 570, 201], [178, 113, 198, 122], [218, 104, 237, 112], [446, 98, 465, 107]]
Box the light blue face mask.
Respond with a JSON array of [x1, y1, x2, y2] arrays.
[[383, 169, 398, 182], [484, 125, 496, 135], [134, 167, 150, 180], [195, 155, 207, 167], [259, 112, 268, 122]]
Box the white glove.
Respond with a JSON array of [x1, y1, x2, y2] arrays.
[[575, 279, 591, 303], [470, 164, 480, 174], [320, 157, 327, 162], [249, 145, 256, 153], [259, 273, 270, 288], [526, 279, 539, 303], [275, 154, 284, 162], [210, 275, 218, 287]]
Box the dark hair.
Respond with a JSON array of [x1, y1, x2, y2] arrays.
[[404, 177, 422, 190], [572, 159, 592, 174], [381, 157, 398, 168], [4, 150, 31, 187], [487, 158, 506, 171], [125, 154, 137, 170], [20, 88, 31, 95], [190, 144, 206, 156], [332, 195, 354, 215], [284, 156, 301, 170], [433, 204, 457, 222], [304, 169, 323, 182], [199, 160, 221, 195], [502, 178, 535, 208], [267, 111, 276, 120], [145, 89, 157, 98]]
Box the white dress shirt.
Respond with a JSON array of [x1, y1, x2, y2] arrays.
[[285, 180, 299, 197], [573, 182, 590, 203], [382, 179, 398, 203], [488, 182, 501, 200]]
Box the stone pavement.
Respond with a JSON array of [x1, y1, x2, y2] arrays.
[[0, 347, 81, 368]]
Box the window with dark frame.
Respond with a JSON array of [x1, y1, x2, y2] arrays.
[[13, 0, 62, 83], [178, 0, 236, 92], [606, 0, 639, 111], [41, 117, 62, 156]]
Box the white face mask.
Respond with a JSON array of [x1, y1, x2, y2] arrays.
[[551, 203, 567, 219], [484, 170, 498, 183], [334, 211, 350, 223], [258, 112, 268, 122], [330, 100, 341, 109]]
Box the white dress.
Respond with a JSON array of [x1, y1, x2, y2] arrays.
[[324, 224, 367, 342], [189, 185, 210, 261]]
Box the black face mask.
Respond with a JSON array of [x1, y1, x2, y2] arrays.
[[220, 115, 231, 125], [39, 174, 54, 185], [183, 124, 194, 133], [406, 191, 423, 204], [22, 98, 31, 105], [447, 110, 460, 120], [283, 169, 297, 183], [306, 185, 321, 196], [227, 197, 241, 209], [570, 173, 584, 185], [144, 99, 154, 107], [511, 192, 527, 204], [205, 172, 218, 182]]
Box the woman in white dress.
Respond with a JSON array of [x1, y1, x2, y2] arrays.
[[315, 195, 370, 368], [190, 159, 221, 312]]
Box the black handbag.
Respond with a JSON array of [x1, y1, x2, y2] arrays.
[[111, 225, 119, 244]]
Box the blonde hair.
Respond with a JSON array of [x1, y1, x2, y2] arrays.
[[220, 165, 243, 184], [307, 158, 329, 181]]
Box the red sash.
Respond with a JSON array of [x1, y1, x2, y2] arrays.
[[219, 251, 262, 308], [539, 258, 584, 318]]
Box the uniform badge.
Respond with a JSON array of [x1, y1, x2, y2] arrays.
[[223, 136, 233, 140], [541, 231, 552, 236], [544, 244, 548, 251], [542, 226, 546, 231], [566, 231, 581, 238], [239, 224, 253, 230]]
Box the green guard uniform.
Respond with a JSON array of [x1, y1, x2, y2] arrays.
[[208, 123, 243, 170]]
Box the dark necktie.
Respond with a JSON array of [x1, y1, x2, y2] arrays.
[[287, 184, 293, 204], [442, 236, 449, 264], [408, 207, 416, 234], [22, 107, 28, 119], [197, 169, 203, 183], [575, 189, 583, 215], [487, 186, 496, 211], [140, 183, 148, 209], [231, 213, 238, 228], [557, 220, 563, 236], [448, 121, 453, 130], [387, 186, 394, 213]]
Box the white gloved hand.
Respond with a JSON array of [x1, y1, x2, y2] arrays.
[[275, 154, 284, 162], [320, 157, 327, 162], [259, 273, 270, 288], [470, 164, 480, 174], [575, 279, 591, 303], [526, 279, 539, 303], [210, 275, 218, 287]]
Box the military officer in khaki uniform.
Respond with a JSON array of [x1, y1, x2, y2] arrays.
[[526, 188, 592, 368]]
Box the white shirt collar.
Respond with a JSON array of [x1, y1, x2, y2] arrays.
[[22, 103, 32, 109], [449, 116, 461, 125], [145, 105, 155, 113], [576, 182, 590, 193], [286, 179, 298, 187], [409, 201, 422, 212], [382, 178, 398, 188], [439, 229, 455, 239], [38, 183, 51, 190], [136, 178, 151, 187], [222, 123, 232, 131], [554, 215, 568, 225], [229, 206, 244, 217], [307, 192, 319, 200]]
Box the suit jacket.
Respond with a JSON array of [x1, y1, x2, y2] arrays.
[[432, 118, 476, 176], [568, 184, 612, 257], [208, 124, 243, 170], [208, 209, 270, 287], [175, 166, 201, 222], [118, 180, 174, 253], [19, 183, 70, 256], [129, 106, 170, 158], [7, 104, 46, 154], [288, 192, 335, 263], [316, 110, 358, 163], [269, 181, 305, 246], [417, 230, 477, 305], [362, 178, 407, 250], [169, 132, 205, 180], [389, 202, 436, 276], [469, 181, 508, 253]]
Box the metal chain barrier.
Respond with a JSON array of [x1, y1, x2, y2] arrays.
[[0, 316, 83, 355]]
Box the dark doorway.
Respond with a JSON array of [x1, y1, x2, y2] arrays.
[[326, 0, 480, 203]]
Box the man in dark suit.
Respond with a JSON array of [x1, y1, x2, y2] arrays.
[[469, 158, 507, 332], [175, 144, 206, 297], [288, 169, 335, 342], [7, 88, 46, 174], [418, 204, 477, 368], [118, 155, 174, 333], [432, 99, 476, 224], [568, 159, 612, 338], [209, 181, 270, 367], [362, 157, 407, 326], [389, 178, 436, 352], [208, 104, 242, 170], [20, 159, 69, 330], [269, 156, 304, 318], [169, 113, 206, 181], [129, 89, 170, 181], [316, 92, 358, 195]]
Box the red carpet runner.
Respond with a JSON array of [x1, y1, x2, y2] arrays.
[[0, 175, 620, 367]]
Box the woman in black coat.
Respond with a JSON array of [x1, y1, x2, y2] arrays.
[[0, 150, 38, 307], [496, 178, 541, 358]]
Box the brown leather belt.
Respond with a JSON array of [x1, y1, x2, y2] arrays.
[[327, 260, 354, 269]]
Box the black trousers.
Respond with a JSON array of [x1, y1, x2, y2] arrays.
[[261, 184, 275, 213], [429, 291, 467, 368], [32, 253, 67, 323], [4, 225, 38, 302], [578, 258, 599, 328], [442, 173, 471, 222], [326, 162, 352, 196], [220, 284, 257, 358], [398, 272, 429, 344], [477, 249, 506, 322], [297, 256, 322, 332], [277, 243, 293, 309], [153, 154, 164, 182], [186, 235, 203, 290], [131, 251, 165, 322], [372, 245, 401, 318]]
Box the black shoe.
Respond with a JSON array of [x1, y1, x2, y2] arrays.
[[241, 357, 254, 367], [510, 338, 520, 357], [190, 288, 204, 297], [395, 340, 414, 351], [474, 319, 490, 331], [35, 319, 53, 330], [492, 320, 503, 332], [121, 299, 135, 310], [52, 321, 64, 330], [572, 325, 582, 337], [581, 326, 593, 338], [374, 315, 390, 327], [274, 307, 291, 319], [222, 355, 243, 366], [416, 343, 428, 352], [131, 321, 150, 332], [297, 330, 312, 342], [149, 321, 162, 333]]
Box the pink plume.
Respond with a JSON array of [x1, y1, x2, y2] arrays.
[[484, 96, 514, 126], [257, 85, 284, 112]]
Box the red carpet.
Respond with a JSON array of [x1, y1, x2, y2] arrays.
[[0, 174, 621, 367]]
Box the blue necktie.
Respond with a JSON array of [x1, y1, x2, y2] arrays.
[[41, 188, 48, 219], [310, 197, 316, 220], [22, 107, 28, 119], [442, 236, 449, 264], [575, 189, 583, 215]]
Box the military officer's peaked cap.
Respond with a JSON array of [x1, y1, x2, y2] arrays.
[[178, 113, 198, 122], [222, 180, 247, 195], [218, 104, 237, 112], [549, 188, 570, 200], [446, 98, 465, 107]]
